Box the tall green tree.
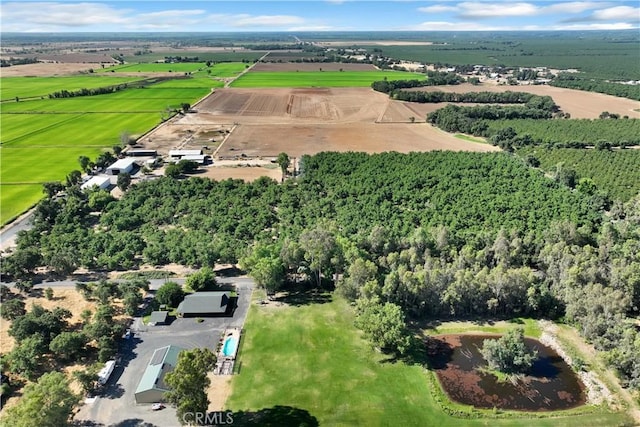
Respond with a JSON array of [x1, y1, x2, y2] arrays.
[[164, 348, 216, 425], [0, 371, 79, 427], [276, 152, 290, 182], [239, 242, 285, 295], [185, 267, 217, 292], [481, 327, 537, 374], [156, 281, 185, 307]]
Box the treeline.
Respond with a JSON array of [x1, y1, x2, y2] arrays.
[[371, 71, 464, 93], [3, 151, 639, 389], [0, 57, 39, 67], [391, 90, 541, 104], [48, 84, 129, 99], [485, 118, 640, 148], [551, 74, 640, 101]]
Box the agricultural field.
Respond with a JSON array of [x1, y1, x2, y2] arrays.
[[230, 70, 425, 88], [0, 75, 144, 101], [122, 50, 267, 63], [404, 83, 640, 119], [227, 296, 632, 427], [0, 75, 214, 224], [96, 62, 208, 73], [151, 87, 498, 160], [517, 147, 640, 202]]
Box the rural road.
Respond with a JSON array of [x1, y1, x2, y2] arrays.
[[0, 210, 34, 252]]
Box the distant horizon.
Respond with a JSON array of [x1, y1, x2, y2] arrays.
[[1, 1, 639, 33]]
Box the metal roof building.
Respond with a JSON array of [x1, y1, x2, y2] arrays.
[[149, 311, 169, 326], [169, 149, 203, 158], [81, 175, 111, 191], [176, 291, 234, 317], [106, 158, 137, 175], [134, 345, 184, 404]]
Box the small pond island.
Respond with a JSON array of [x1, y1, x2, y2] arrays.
[[426, 333, 586, 411]]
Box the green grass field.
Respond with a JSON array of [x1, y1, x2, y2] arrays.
[[230, 70, 425, 88], [226, 296, 632, 426], [0, 76, 215, 224], [0, 76, 143, 101]]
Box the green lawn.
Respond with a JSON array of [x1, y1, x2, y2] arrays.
[[226, 296, 632, 426], [230, 70, 425, 88]]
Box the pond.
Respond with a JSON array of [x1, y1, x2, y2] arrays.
[[426, 334, 586, 411]]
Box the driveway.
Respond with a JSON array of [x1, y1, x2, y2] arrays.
[[73, 276, 255, 427]]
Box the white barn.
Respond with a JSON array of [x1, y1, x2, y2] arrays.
[[106, 158, 137, 175], [81, 175, 111, 191]]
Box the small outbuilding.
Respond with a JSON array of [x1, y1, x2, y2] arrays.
[[81, 175, 111, 191], [148, 310, 169, 326], [125, 149, 157, 157], [106, 158, 137, 175], [176, 291, 235, 317], [134, 345, 184, 404]]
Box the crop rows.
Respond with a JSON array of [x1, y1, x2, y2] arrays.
[[486, 118, 640, 146], [0, 76, 143, 101], [518, 147, 640, 201]]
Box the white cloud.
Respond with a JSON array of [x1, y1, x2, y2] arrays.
[[408, 21, 507, 31], [457, 2, 539, 18], [417, 5, 458, 13], [553, 22, 637, 30], [592, 6, 640, 20], [542, 2, 608, 14], [207, 13, 306, 28], [1, 2, 131, 28]]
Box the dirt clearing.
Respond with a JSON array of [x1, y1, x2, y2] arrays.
[[406, 83, 640, 119]]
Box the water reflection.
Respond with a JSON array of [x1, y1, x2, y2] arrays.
[[426, 334, 586, 411]]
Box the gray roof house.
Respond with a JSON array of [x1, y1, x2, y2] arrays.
[[134, 345, 184, 404], [148, 310, 169, 326], [176, 291, 234, 317]]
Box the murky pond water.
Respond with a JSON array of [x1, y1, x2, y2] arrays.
[[426, 334, 586, 411]]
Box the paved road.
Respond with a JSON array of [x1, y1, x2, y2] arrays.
[[0, 210, 33, 251]]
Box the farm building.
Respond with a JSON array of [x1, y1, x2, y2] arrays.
[[176, 291, 235, 317], [106, 158, 137, 175], [125, 149, 157, 157], [134, 345, 184, 404], [169, 149, 203, 160], [81, 175, 111, 191], [180, 154, 207, 164]]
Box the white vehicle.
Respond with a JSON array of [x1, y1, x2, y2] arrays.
[[98, 360, 116, 385]]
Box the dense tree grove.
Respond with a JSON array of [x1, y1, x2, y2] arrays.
[[551, 73, 640, 101], [371, 71, 463, 93], [3, 151, 639, 389], [390, 90, 551, 105]]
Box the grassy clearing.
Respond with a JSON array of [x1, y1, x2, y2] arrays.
[[230, 70, 425, 88], [425, 318, 543, 339], [226, 297, 631, 426], [0, 76, 142, 100], [455, 133, 488, 144]]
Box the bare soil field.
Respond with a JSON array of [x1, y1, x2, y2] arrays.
[[406, 83, 640, 119], [199, 164, 282, 182], [251, 62, 378, 72], [145, 87, 498, 160], [0, 62, 98, 77]]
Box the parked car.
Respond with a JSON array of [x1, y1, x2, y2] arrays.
[[123, 329, 132, 340], [151, 403, 165, 411]]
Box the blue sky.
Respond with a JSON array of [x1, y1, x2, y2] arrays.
[[1, 1, 639, 32]]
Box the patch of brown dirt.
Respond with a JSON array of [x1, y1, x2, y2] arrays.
[[405, 83, 640, 119], [207, 372, 233, 411], [0, 62, 97, 77], [200, 165, 281, 182]]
